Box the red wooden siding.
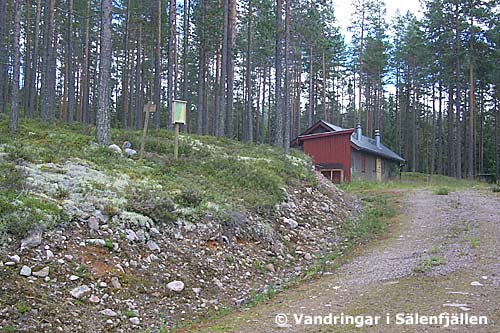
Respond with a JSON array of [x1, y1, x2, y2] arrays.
[[301, 131, 353, 182]]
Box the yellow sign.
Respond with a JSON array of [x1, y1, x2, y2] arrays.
[[172, 100, 187, 124]]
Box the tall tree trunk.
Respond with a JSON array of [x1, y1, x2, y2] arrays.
[[308, 46, 313, 127], [244, 0, 253, 142], [40, 0, 56, 121], [283, 0, 291, 153], [430, 70, 437, 176], [358, 10, 365, 125], [273, 0, 283, 146], [67, 0, 74, 123], [226, 0, 236, 138], [154, 0, 162, 128], [322, 49, 327, 121], [96, 0, 112, 145], [260, 66, 267, 144], [468, 12, 475, 179], [0, 0, 8, 115], [135, 20, 143, 130], [28, 0, 41, 119], [168, 0, 176, 129], [447, 86, 455, 177], [479, 87, 484, 174], [454, 3, 462, 179], [24, 0, 32, 116], [182, 0, 189, 131], [216, 0, 229, 137], [197, 0, 206, 135], [9, 0, 21, 132], [121, 0, 131, 128], [437, 81, 444, 175], [411, 61, 417, 172]]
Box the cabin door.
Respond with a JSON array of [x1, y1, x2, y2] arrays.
[[376, 158, 382, 181], [321, 169, 344, 184]]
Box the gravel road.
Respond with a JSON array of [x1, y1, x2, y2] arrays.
[[201, 189, 500, 333]]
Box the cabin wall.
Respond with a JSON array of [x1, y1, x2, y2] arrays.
[[302, 133, 352, 182], [351, 150, 398, 181]]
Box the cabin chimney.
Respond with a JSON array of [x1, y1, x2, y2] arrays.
[[356, 123, 362, 140], [374, 129, 381, 148]]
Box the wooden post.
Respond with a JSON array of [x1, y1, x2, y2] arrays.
[[140, 102, 155, 160], [174, 122, 180, 160], [172, 100, 187, 160]]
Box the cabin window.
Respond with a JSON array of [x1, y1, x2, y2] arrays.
[[361, 156, 366, 173]]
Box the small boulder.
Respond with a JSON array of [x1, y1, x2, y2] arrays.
[[111, 276, 122, 289], [283, 218, 298, 229], [129, 317, 140, 325], [32, 267, 50, 278], [20, 265, 32, 277], [70, 285, 91, 299], [265, 263, 276, 273], [108, 144, 122, 154], [100, 309, 117, 317], [167, 281, 185, 293], [87, 217, 99, 231], [20, 230, 42, 250], [147, 240, 160, 252], [8, 255, 21, 263], [88, 295, 100, 304]]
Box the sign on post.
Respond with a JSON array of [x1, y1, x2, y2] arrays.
[[172, 100, 187, 124], [140, 102, 156, 160], [172, 100, 187, 160]]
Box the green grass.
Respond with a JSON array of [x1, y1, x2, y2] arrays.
[[0, 119, 315, 239], [15, 302, 30, 314], [2, 325, 15, 333], [341, 172, 483, 193], [433, 187, 449, 195], [413, 256, 446, 273]]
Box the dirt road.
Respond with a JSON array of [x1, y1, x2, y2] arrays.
[[202, 189, 500, 332]]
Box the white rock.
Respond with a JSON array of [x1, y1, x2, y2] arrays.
[[125, 230, 138, 242], [46, 250, 54, 260], [129, 317, 140, 325], [20, 265, 32, 277], [89, 295, 100, 303], [8, 255, 20, 263], [265, 263, 276, 273], [304, 253, 313, 261], [111, 277, 122, 289], [20, 231, 42, 250], [283, 217, 299, 229], [470, 281, 483, 286], [86, 239, 106, 246], [124, 148, 137, 157], [64, 255, 74, 260], [167, 281, 185, 293], [147, 240, 160, 252], [108, 144, 122, 154], [192, 288, 201, 295], [32, 266, 50, 278], [5, 262, 16, 266], [100, 309, 118, 317], [70, 285, 91, 299], [69, 275, 80, 281], [88, 217, 99, 231]]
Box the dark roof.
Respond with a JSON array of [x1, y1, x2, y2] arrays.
[[301, 120, 405, 163]]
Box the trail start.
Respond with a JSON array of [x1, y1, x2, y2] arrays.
[[203, 189, 500, 333]]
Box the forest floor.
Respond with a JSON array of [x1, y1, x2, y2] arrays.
[[194, 187, 500, 333]]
